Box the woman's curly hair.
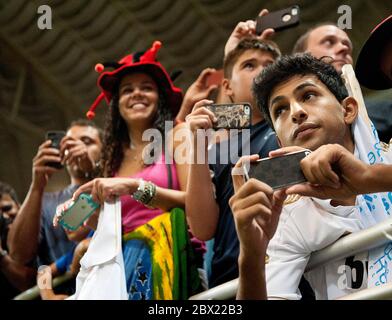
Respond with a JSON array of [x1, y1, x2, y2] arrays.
[[100, 82, 174, 178]]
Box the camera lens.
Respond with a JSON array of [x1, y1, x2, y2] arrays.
[[282, 14, 292, 22]]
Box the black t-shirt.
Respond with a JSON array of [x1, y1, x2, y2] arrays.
[[366, 98, 392, 143], [208, 121, 279, 288], [0, 272, 19, 300]]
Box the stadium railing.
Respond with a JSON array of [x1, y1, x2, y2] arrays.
[[13, 272, 74, 300], [189, 218, 392, 300]]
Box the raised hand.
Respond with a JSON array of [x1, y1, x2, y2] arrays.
[[60, 136, 95, 173], [286, 144, 371, 200], [32, 140, 62, 189], [230, 155, 286, 256], [224, 9, 275, 56]]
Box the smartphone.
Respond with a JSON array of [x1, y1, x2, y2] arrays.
[[256, 5, 300, 35], [57, 193, 99, 231], [244, 149, 311, 190], [206, 103, 252, 129], [45, 131, 66, 169]]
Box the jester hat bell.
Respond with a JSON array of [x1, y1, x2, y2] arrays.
[[87, 41, 183, 119]]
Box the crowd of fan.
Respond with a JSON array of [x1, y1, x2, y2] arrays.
[[1, 8, 392, 300]]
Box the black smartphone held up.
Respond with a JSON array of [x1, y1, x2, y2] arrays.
[[45, 131, 66, 169], [205, 103, 252, 130], [256, 5, 300, 35], [244, 149, 311, 190]]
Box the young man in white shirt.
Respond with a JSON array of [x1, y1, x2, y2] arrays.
[[228, 53, 392, 299]]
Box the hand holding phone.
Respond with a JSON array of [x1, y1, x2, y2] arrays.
[[256, 5, 300, 35], [45, 131, 66, 169], [56, 193, 99, 231], [205, 103, 252, 130], [206, 69, 224, 87], [244, 149, 311, 190]]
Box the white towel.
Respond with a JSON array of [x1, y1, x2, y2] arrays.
[[342, 65, 392, 288], [68, 199, 128, 300]]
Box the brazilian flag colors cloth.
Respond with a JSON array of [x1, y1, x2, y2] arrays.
[[122, 208, 202, 300]]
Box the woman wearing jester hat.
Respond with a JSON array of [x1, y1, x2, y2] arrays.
[[70, 41, 204, 299]]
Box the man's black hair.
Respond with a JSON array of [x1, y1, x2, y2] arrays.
[[252, 53, 349, 129], [0, 181, 19, 204], [67, 118, 103, 143]]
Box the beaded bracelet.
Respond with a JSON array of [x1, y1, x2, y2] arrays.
[[132, 179, 157, 208]]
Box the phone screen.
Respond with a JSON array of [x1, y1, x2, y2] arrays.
[[245, 150, 311, 189], [46, 131, 66, 149], [45, 131, 66, 169], [58, 193, 99, 231], [206, 103, 251, 129]]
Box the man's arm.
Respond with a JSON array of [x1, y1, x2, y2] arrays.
[[366, 164, 392, 193], [0, 253, 35, 291], [186, 162, 219, 241], [8, 186, 44, 265], [8, 140, 60, 264], [184, 100, 220, 241], [37, 264, 68, 300], [69, 238, 91, 275], [237, 247, 268, 299], [175, 68, 219, 123], [229, 155, 287, 299], [224, 9, 274, 57]]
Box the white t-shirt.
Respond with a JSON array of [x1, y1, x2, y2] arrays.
[[266, 197, 368, 300]]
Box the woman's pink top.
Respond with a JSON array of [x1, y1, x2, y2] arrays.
[[119, 153, 179, 234]]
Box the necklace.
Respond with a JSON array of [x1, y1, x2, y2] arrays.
[[129, 143, 149, 167]]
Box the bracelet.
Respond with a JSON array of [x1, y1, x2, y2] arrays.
[[132, 179, 157, 208], [144, 182, 157, 209]]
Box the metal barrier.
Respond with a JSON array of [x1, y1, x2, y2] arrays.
[[189, 279, 238, 300], [337, 282, 392, 300], [12, 219, 392, 300], [306, 218, 392, 271], [189, 218, 392, 300], [13, 272, 74, 300]]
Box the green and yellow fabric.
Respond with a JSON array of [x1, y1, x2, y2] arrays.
[[122, 208, 201, 300]]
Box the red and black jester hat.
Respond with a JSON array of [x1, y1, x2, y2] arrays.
[[86, 41, 183, 119]]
